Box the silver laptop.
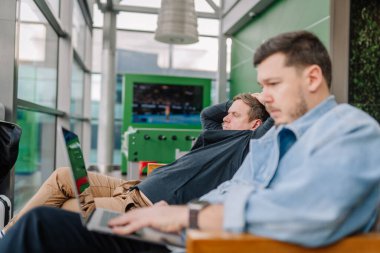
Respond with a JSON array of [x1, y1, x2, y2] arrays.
[[61, 127, 184, 248]]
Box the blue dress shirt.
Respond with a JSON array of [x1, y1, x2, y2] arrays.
[[200, 96, 380, 247]]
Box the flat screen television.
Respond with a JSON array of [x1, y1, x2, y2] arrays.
[[123, 74, 211, 129]]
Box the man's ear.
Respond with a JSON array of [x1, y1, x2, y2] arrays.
[[305, 65, 323, 93], [251, 119, 262, 130]]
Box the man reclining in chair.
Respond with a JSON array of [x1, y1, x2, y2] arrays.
[[1, 30, 379, 253], [2, 93, 272, 233]]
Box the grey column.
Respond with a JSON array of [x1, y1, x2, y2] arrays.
[[0, 0, 17, 200], [216, 1, 228, 103], [55, 0, 73, 168], [330, 0, 350, 103], [97, 10, 117, 172]]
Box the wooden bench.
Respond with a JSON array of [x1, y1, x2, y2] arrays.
[[186, 230, 380, 253]]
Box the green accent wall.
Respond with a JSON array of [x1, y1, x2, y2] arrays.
[[230, 0, 330, 96]]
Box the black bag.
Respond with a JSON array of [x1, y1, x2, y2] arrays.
[[0, 121, 22, 184]]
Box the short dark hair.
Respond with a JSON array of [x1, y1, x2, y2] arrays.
[[253, 31, 332, 88], [233, 93, 269, 122]]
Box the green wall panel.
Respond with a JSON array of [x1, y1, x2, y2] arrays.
[[230, 0, 330, 96]]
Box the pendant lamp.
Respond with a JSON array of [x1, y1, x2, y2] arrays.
[[155, 0, 199, 44]]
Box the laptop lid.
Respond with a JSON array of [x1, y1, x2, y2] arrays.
[[61, 127, 94, 223]]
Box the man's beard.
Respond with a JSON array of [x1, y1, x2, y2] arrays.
[[290, 89, 308, 121]]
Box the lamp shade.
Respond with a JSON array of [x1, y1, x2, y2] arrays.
[[155, 0, 199, 44]]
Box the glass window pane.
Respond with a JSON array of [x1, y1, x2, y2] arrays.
[[118, 0, 221, 13], [71, 60, 84, 116], [90, 74, 123, 165], [116, 30, 170, 71], [18, 0, 58, 108], [70, 119, 83, 142], [198, 18, 219, 36], [92, 29, 171, 73], [72, 0, 86, 60], [46, 0, 60, 17], [195, 0, 221, 13], [93, 3, 103, 27], [117, 12, 158, 31], [119, 0, 160, 8], [89, 120, 121, 165], [91, 74, 101, 118], [90, 119, 98, 164], [172, 37, 218, 71], [92, 29, 103, 72], [14, 109, 56, 213]]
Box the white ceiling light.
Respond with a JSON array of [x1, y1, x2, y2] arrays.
[[155, 0, 199, 44]]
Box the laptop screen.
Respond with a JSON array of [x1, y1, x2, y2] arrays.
[[62, 127, 94, 222], [62, 128, 90, 194]]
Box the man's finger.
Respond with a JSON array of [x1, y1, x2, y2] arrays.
[[108, 213, 133, 226], [111, 220, 146, 235]]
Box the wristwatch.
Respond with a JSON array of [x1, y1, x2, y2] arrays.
[[188, 200, 210, 229]]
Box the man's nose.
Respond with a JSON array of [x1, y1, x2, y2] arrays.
[[223, 115, 230, 122], [261, 88, 273, 104]]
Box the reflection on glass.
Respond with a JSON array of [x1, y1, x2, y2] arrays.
[[17, 0, 58, 108], [71, 61, 84, 116], [14, 109, 56, 213], [72, 0, 86, 60]]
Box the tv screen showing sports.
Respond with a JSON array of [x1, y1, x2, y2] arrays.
[[124, 74, 211, 129], [132, 83, 203, 125]]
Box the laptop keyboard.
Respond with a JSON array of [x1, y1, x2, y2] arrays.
[[100, 211, 120, 227]]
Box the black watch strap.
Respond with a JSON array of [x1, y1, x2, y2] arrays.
[[188, 200, 209, 229]]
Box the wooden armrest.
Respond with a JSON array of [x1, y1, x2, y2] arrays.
[[186, 230, 380, 253]]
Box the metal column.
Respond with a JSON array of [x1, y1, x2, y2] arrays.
[[97, 10, 117, 173], [216, 1, 228, 103]]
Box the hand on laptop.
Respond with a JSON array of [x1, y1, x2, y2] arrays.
[[108, 205, 188, 235]]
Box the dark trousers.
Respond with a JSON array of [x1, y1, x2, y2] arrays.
[[0, 207, 171, 253]]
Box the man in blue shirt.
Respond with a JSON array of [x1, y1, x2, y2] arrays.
[[1, 30, 380, 252]]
